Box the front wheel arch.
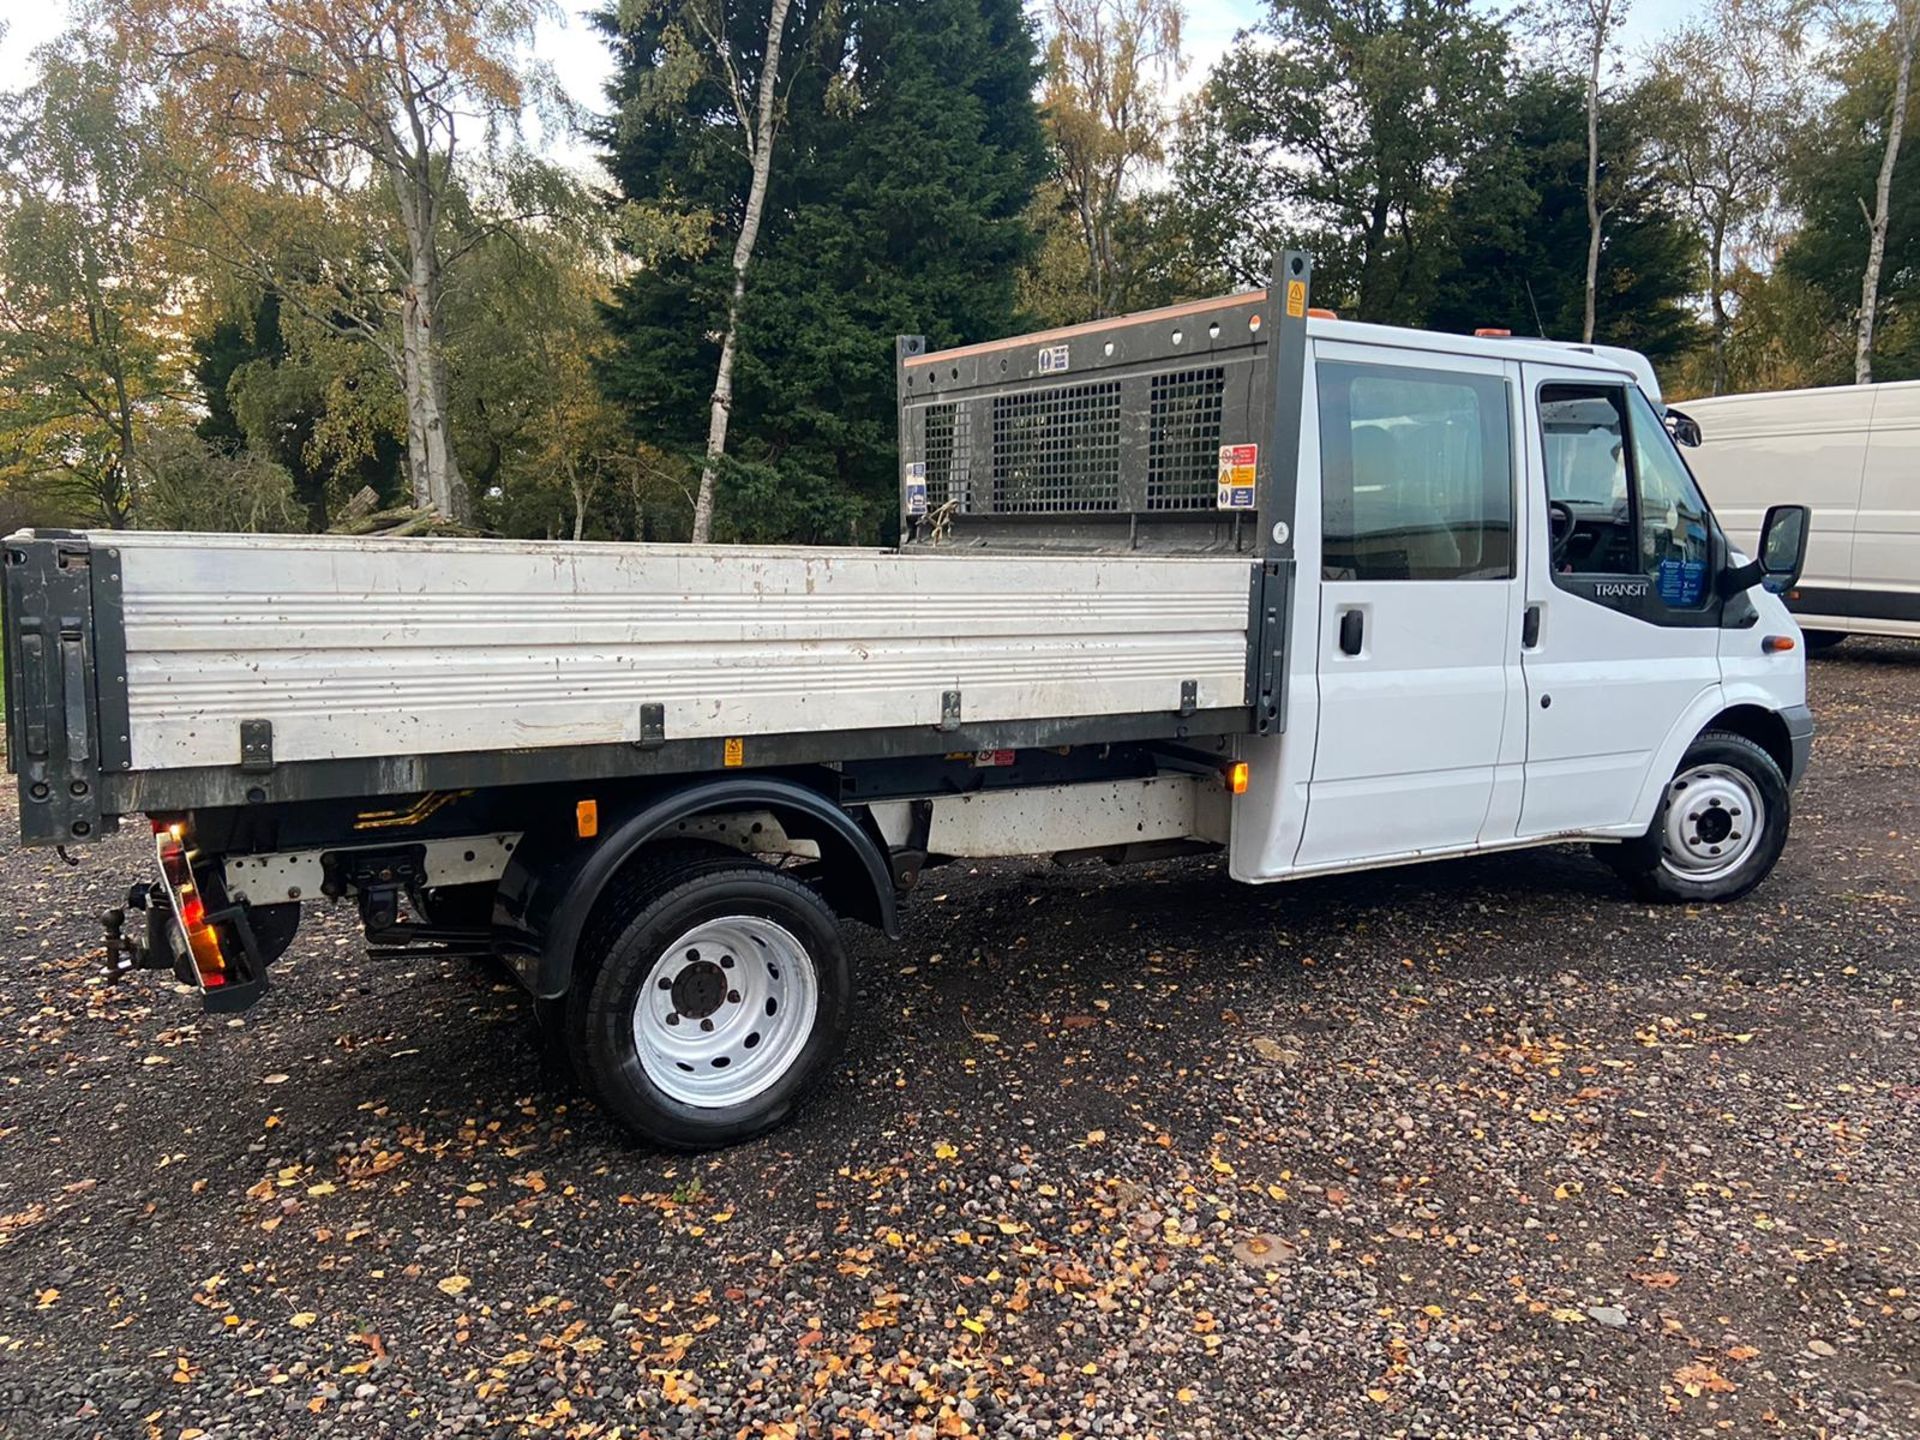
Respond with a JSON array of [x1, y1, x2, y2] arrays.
[[1702, 703, 1795, 786]]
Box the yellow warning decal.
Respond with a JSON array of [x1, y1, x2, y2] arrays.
[[1286, 279, 1307, 319], [723, 737, 745, 767]]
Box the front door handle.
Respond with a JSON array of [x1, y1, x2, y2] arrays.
[[1522, 603, 1541, 648], [1338, 608, 1364, 656]]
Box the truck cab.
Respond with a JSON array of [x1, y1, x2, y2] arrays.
[[1235, 318, 1812, 887]]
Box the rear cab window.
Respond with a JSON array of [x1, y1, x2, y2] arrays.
[[1317, 361, 1515, 582]]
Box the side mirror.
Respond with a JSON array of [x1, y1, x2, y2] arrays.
[[1719, 503, 1810, 598], [1757, 503, 1809, 594], [1664, 407, 1703, 448]]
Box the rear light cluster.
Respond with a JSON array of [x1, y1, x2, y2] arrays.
[[153, 820, 230, 988]]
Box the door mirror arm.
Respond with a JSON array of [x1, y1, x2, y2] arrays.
[[1718, 557, 1763, 598]]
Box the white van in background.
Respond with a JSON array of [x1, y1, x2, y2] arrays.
[[1682, 380, 1920, 646]]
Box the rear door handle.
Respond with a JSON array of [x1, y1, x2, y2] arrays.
[[1338, 608, 1364, 656], [1522, 603, 1541, 648]]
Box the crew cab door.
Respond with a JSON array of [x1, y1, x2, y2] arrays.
[[1294, 344, 1527, 868], [1518, 365, 1724, 836]]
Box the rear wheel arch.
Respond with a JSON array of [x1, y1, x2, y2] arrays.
[[527, 777, 898, 1000]]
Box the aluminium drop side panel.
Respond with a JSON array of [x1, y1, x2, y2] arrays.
[[105, 532, 1252, 772]]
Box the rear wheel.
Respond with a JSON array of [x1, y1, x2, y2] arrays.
[[566, 852, 851, 1148], [1598, 729, 1790, 903], [1802, 629, 1849, 652]]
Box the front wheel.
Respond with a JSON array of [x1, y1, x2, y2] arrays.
[[1598, 729, 1791, 903], [568, 854, 851, 1149], [1802, 629, 1849, 653]]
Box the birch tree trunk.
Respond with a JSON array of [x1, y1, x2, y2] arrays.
[[1582, 0, 1610, 345], [1707, 214, 1729, 395], [1859, 3, 1919, 386], [391, 163, 470, 522], [691, 0, 797, 545]]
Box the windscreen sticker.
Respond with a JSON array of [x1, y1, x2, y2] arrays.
[[1216, 443, 1258, 510], [1656, 557, 1706, 607], [904, 461, 927, 516], [1038, 343, 1070, 375]]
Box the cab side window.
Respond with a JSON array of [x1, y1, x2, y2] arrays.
[[1318, 361, 1514, 581], [1627, 387, 1713, 606], [1539, 382, 1714, 609], [1539, 385, 1636, 574]]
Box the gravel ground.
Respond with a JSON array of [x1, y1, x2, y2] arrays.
[[0, 640, 1916, 1440]]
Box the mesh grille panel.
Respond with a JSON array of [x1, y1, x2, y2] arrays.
[[922, 402, 972, 510], [990, 381, 1122, 513], [1147, 367, 1227, 511]]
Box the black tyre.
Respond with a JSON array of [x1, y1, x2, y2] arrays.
[[1802, 629, 1849, 653], [1597, 729, 1791, 903], [565, 850, 851, 1149]]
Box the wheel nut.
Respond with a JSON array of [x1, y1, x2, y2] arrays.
[[727, 990, 741, 1004], [700, 1018, 714, 1032], [667, 1013, 680, 1026], [658, 977, 672, 990], [720, 955, 734, 969]]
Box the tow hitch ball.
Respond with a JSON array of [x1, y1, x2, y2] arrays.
[[101, 883, 173, 982]]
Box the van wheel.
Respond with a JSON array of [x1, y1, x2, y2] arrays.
[[1598, 730, 1790, 903], [1802, 630, 1848, 652], [566, 852, 851, 1149]]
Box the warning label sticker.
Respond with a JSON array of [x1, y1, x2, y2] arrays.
[[1216, 443, 1258, 509], [1038, 343, 1070, 375], [904, 461, 928, 516]]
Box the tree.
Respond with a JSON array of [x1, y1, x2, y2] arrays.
[[138, 426, 305, 532], [124, 0, 558, 521], [1857, 0, 1920, 381], [0, 34, 184, 526], [192, 285, 411, 530], [605, 0, 811, 543], [1644, 0, 1808, 393], [600, 0, 1046, 543], [1781, 12, 1920, 382], [1171, 0, 1510, 320], [444, 201, 679, 542], [1018, 180, 1221, 327], [1430, 71, 1703, 364], [1040, 0, 1184, 318], [1559, 0, 1620, 343]]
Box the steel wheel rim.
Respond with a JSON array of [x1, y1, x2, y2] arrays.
[[632, 915, 819, 1108], [1658, 764, 1765, 883]]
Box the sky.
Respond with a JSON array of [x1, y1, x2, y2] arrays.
[[0, 0, 1711, 177]]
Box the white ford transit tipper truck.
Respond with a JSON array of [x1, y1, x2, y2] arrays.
[[3, 254, 1815, 1148]]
